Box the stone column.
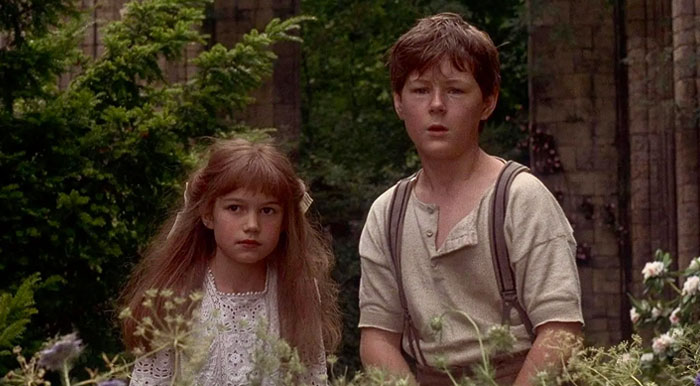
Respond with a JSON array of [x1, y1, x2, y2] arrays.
[[528, 0, 622, 344], [626, 0, 677, 294], [672, 0, 699, 270]]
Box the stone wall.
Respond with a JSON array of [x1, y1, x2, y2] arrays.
[[210, 0, 300, 141], [626, 0, 677, 295], [529, 0, 624, 345], [670, 0, 699, 271], [59, 0, 300, 140], [530, 0, 700, 345]]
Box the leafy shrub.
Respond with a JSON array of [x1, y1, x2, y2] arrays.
[[1, 0, 307, 365], [536, 251, 700, 385], [0, 275, 41, 360]]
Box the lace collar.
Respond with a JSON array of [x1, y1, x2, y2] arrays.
[[205, 265, 271, 298]]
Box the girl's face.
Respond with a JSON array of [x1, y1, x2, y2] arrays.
[[203, 187, 284, 270]]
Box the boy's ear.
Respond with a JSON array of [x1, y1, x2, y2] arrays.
[[480, 90, 499, 120], [392, 92, 405, 120]]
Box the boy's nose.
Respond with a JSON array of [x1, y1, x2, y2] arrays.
[[429, 92, 446, 114]]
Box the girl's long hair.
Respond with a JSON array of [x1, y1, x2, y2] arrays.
[[120, 138, 341, 364]]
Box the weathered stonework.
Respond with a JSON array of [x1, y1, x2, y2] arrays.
[[530, 0, 623, 345], [530, 0, 700, 344], [59, 0, 301, 141]]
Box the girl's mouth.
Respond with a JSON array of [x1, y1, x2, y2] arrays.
[[238, 239, 261, 247]]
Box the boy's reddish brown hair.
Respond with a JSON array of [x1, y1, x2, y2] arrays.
[[389, 12, 500, 98]]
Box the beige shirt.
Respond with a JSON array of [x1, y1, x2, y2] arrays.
[[358, 172, 584, 367]]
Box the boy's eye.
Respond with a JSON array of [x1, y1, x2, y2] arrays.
[[226, 205, 240, 212], [411, 87, 429, 94], [448, 88, 465, 94]]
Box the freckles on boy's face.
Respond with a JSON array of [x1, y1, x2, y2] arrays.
[[392, 58, 497, 160]]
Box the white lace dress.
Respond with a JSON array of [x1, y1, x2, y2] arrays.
[[130, 267, 327, 385]]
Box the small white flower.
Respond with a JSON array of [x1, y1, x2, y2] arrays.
[[651, 307, 662, 318], [689, 257, 700, 271], [617, 353, 632, 364], [669, 307, 681, 325], [642, 261, 665, 280], [630, 308, 640, 323], [640, 353, 654, 363], [669, 327, 684, 339], [651, 333, 674, 354], [682, 275, 700, 296]]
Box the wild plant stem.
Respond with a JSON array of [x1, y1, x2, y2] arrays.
[[450, 310, 497, 386], [629, 374, 644, 386], [669, 281, 682, 295], [581, 363, 612, 384], [170, 349, 179, 386], [62, 362, 71, 386]]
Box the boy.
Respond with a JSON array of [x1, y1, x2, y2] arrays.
[[358, 13, 583, 385]]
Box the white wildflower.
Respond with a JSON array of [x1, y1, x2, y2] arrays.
[[651, 307, 662, 318], [651, 333, 673, 354], [617, 353, 632, 365], [669, 307, 681, 325], [669, 327, 683, 339], [642, 261, 665, 280], [682, 275, 699, 296], [630, 308, 640, 323], [640, 352, 654, 363], [689, 257, 700, 271]]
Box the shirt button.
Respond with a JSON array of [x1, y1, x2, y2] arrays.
[[427, 207, 435, 214], [426, 230, 433, 237], [431, 261, 438, 268]]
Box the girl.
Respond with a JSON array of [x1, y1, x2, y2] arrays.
[[120, 138, 341, 385]]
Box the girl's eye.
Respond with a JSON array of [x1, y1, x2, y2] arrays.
[[226, 205, 240, 212], [448, 88, 465, 94], [261, 207, 277, 215]]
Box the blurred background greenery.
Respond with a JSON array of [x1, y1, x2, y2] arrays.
[[0, 0, 527, 376]]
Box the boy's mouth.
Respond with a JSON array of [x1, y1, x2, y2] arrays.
[[427, 124, 448, 132]]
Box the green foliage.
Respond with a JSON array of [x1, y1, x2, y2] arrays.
[[0, 275, 41, 357], [1, 0, 305, 368], [0, 0, 84, 112], [539, 251, 700, 386]]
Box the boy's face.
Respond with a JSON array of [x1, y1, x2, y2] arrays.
[[393, 58, 497, 161]]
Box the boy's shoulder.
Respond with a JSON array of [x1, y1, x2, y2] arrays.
[[366, 173, 419, 220], [509, 169, 557, 203]]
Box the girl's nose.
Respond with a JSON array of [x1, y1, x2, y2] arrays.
[[243, 213, 260, 232], [429, 92, 446, 114]]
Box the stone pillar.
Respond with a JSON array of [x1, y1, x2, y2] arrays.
[[671, 0, 699, 270], [528, 0, 623, 345], [626, 0, 677, 294]]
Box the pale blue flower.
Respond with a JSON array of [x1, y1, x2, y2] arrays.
[[37, 333, 83, 371]]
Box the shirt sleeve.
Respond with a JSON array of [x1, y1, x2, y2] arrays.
[[357, 188, 404, 333], [505, 173, 584, 331]]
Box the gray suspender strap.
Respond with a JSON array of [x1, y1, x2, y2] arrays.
[[489, 161, 536, 341], [387, 176, 428, 366]]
